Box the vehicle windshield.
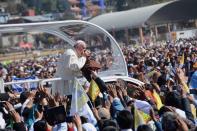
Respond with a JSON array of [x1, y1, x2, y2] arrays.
[[0, 21, 128, 77]]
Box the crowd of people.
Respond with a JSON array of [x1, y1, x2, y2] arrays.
[[0, 37, 197, 131]]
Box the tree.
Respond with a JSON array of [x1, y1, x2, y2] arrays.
[[50, 0, 57, 12], [17, 3, 28, 15], [7, 1, 19, 14], [116, 0, 128, 11]]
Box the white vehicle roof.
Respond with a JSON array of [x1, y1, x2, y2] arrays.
[[78, 75, 144, 87], [100, 75, 144, 86]]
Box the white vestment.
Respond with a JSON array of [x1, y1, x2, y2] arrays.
[[0, 77, 4, 93], [0, 68, 7, 93], [52, 49, 86, 96]]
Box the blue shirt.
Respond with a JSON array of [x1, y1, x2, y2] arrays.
[[190, 71, 197, 88]]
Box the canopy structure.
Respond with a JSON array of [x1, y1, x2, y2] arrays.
[[0, 20, 128, 77], [89, 0, 197, 30]]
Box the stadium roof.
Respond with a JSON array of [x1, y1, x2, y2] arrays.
[[89, 0, 197, 30]]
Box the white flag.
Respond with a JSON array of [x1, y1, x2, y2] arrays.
[[70, 78, 89, 115]]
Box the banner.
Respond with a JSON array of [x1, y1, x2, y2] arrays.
[[12, 76, 38, 92], [134, 106, 145, 130], [88, 79, 100, 102], [152, 90, 163, 110], [70, 78, 89, 115]]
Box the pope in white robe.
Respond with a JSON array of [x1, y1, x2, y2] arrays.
[[52, 40, 88, 96]]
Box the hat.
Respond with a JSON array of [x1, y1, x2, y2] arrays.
[[82, 59, 101, 70], [98, 107, 111, 119], [81, 59, 101, 82]]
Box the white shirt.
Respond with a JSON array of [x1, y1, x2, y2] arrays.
[[0, 68, 6, 93], [52, 122, 68, 131], [52, 48, 86, 96], [55, 49, 86, 80], [0, 112, 6, 129], [82, 123, 97, 131]]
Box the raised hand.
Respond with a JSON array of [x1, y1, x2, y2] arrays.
[[10, 110, 21, 123], [107, 84, 117, 98], [117, 78, 127, 89], [4, 101, 14, 112], [60, 96, 69, 110], [46, 94, 59, 107], [92, 108, 100, 120], [176, 68, 186, 82], [91, 70, 98, 79], [38, 84, 48, 96], [4, 102, 21, 123], [121, 87, 128, 97], [73, 114, 82, 131], [54, 92, 61, 103], [176, 116, 189, 131], [117, 88, 123, 100], [150, 108, 157, 121]]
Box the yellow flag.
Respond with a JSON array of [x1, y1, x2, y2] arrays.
[[182, 82, 189, 93], [138, 110, 151, 123], [152, 90, 163, 110], [180, 53, 184, 65], [146, 70, 156, 78], [134, 107, 145, 130], [70, 78, 89, 115], [191, 104, 196, 119], [88, 79, 100, 102], [177, 68, 189, 93]]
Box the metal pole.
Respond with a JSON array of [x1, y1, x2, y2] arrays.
[[4, 77, 62, 86]]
